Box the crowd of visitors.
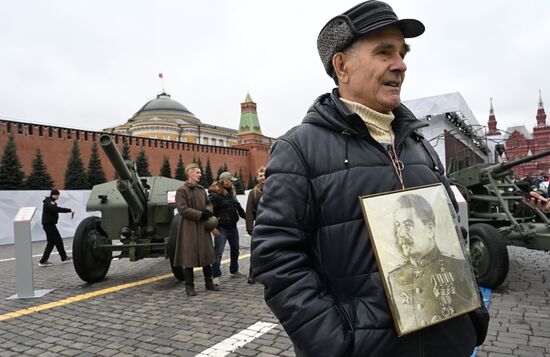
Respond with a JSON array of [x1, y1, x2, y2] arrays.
[[172, 165, 265, 295]]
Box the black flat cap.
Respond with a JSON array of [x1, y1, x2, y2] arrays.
[[317, 0, 425, 78]]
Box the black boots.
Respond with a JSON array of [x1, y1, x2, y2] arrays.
[[185, 284, 197, 296], [184, 268, 219, 295], [203, 265, 219, 291], [248, 264, 255, 284], [183, 268, 197, 296], [205, 278, 220, 291]]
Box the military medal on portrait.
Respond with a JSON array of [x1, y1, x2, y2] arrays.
[[359, 183, 482, 336]]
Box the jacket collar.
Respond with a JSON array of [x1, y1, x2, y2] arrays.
[[305, 88, 427, 145], [185, 181, 203, 190]]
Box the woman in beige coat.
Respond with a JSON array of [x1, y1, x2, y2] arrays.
[[174, 163, 218, 296]]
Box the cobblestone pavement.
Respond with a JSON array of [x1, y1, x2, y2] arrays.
[[476, 246, 550, 357], [1, 226, 549, 356]]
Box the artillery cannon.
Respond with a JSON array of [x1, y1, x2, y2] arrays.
[[448, 149, 550, 288], [72, 134, 186, 282]]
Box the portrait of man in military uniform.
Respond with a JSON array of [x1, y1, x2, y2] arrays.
[[360, 185, 481, 336]]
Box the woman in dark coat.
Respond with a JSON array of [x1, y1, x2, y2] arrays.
[[174, 163, 218, 296]]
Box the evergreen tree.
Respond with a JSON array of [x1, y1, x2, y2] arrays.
[[235, 169, 245, 194], [135, 148, 151, 177], [174, 154, 185, 181], [0, 134, 25, 189], [64, 140, 88, 189], [196, 158, 207, 187], [159, 156, 172, 178], [87, 141, 106, 187], [247, 172, 256, 190], [121, 139, 131, 160], [26, 148, 54, 189], [204, 157, 214, 187], [216, 166, 224, 180]]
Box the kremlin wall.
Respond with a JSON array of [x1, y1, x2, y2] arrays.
[[0, 93, 274, 189], [1, 89, 548, 190]]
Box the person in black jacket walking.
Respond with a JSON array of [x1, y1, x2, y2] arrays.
[[208, 172, 246, 285], [38, 189, 74, 267], [251, 1, 489, 356]]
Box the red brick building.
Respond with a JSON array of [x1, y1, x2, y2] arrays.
[[0, 94, 274, 189], [487, 90, 550, 177]]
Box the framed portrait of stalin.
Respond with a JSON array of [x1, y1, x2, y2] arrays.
[[359, 184, 482, 336]]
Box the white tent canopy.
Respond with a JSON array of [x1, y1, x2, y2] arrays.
[[403, 92, 481, 127]]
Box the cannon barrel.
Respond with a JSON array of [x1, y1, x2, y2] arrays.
[[99, 134, 132, 181], [483, 149, 550, 175], [99, 134, 148, 223], [117, 179, 145, 223], [99, 134, 132, 180]]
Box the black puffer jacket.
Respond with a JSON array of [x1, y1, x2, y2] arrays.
[[208, 186, 245, 228], [251, 90, 489, 357]]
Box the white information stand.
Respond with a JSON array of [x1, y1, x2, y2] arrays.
[[7, 207, 53, 299]]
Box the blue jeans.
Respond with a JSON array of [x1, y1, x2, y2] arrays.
[[212, 226, 240, 278]]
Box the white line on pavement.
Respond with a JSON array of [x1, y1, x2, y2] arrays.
[[0, 250, 72, 263], [196, 321, 277, 357]]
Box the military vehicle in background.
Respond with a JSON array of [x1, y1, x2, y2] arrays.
[[72, 134, 185, 283], [448, 149, 550, 289]]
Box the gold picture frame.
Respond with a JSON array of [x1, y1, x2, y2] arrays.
[[359, 183, 481, 336]]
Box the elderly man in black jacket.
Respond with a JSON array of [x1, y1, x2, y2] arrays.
[[251, 1, 489, 356]]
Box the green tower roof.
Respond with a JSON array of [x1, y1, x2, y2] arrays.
[[238, 93, 262, 135]]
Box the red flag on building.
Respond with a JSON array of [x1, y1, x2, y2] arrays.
[[158, 73, 163, 79]]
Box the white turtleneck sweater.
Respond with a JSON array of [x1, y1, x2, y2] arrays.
[[340, 98, 395, 144]]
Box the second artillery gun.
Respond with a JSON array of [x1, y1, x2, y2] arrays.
[[448, 149, 550, 289], [72, 134, 186, 283]]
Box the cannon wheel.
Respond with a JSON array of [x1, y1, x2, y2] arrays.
[[469, 223, 509, 289], [168, 214, 185, 281], [73, 216, 112, 283]]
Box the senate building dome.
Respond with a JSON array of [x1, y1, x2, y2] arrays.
[[129, 92, 201, 125], [105, 91, 237, 146]]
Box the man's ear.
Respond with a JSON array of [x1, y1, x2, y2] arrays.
[[332, 52, 349, 84]]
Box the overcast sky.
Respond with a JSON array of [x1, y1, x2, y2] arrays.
[[1, 0, 549, 139]]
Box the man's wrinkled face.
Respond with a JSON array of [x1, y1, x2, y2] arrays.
[[187, 168, 202, 184], [339, 26, 409, 113], [394, 207, 435, 259]]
